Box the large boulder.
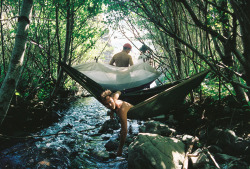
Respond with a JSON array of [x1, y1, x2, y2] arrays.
[[207, 128, 249, 155], [139, 120, 176, 136], [208, 128, 237, 147], [128, 133, 185, 169], [98, 119, 120, 134], [104, 139, 119, 151]]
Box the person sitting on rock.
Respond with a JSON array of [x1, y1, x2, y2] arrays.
[[101, 90, 133, 156]]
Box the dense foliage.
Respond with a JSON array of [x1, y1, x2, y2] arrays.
[[0, 0, 249, 125], [106, 0, 250, 108], [0, 2, 249, 168], [0, 0, 109, 103]]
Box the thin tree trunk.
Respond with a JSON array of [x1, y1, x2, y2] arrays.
[[47, 15, 51, 77], [56, 3, 62, 75], [46, 0, 73, 105], [220, 1, 249, 104], [171, 0, 183, 79], [230, 0, 250, 96], [0, 0, 6, 76], [0, 0, 33, 125]]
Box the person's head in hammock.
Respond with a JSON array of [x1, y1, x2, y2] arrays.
[[100, 89, 133, 156], [101, 90, 118, 110]]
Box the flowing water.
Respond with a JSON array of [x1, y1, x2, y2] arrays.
[[0, 97, 140, 168]]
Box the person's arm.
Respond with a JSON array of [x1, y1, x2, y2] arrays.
[[129, 55, 133, 66], [112, 91, 121, 101], [109, 56, 115, 66], [116, 107, 128, 156]]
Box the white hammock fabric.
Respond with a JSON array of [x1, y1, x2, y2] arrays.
[[73, 62, 161, 91]]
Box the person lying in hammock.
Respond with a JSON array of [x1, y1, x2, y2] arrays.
[[101, 90, 134, 156]]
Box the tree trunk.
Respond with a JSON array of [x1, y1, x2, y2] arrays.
[[219, 0, 249, 104], [47, 15, 51, 77], [0, 0, 6, 76], [171, 0, 183, 79], [56, 3, 62, 75], [0, 0, 33, 125], [230, 0, 250, 96], [46, 0, 73, 105]]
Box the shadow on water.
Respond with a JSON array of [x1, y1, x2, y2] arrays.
[[0, 97, 130, 169]]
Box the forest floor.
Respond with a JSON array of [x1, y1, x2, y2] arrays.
[[173, 96, 249, 139], [170, 96, 250, 168], [0, 91, 249, 168]]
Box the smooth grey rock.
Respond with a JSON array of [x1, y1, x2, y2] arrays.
[[208, 128, 238, 154], [105, 140, 119, 151], [208, 128, 237, 146], [182, 135, 194, 144], [99, 119, 120, 134], [190, 149, 210, 168], [232, 137, 250, 155], [139, 120, 176, 136], [128, 133, 185, 169]]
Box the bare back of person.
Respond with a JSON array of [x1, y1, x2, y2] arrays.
[[110, 51, 133, 67], [110, 43, 134, 67]]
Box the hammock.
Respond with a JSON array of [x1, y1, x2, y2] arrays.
[[127, 69, 210, 119], [60, 62, 179, 103], [60, 62, 210, 119], [72, 62, 161, 91]]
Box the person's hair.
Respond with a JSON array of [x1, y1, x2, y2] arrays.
[[123, 43, 132, 50], [101, 90, 112, 102], [139, 44, 148, 53]]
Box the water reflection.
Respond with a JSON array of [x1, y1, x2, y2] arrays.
[[0, 97, 130, 168]]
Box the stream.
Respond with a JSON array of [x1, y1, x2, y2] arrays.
[[0, 97, 140, 169]]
